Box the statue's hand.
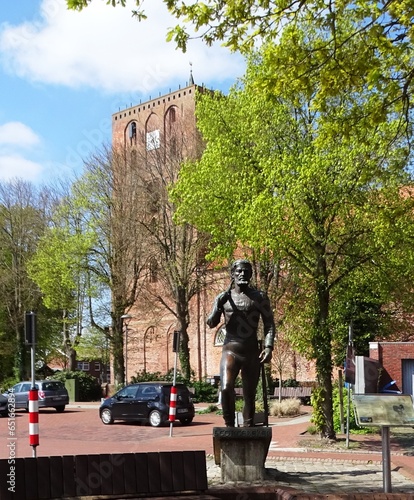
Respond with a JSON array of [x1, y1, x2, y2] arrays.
[[259, 347, 272, 364]]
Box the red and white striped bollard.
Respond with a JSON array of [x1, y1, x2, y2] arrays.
[[29, 388, 39, 450], [169, 385, 177, 423]]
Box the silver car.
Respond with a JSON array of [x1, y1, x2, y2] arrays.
[[7, 380, 69, 412]]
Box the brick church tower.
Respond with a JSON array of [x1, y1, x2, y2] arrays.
[[112, 72, 202, 153], [110, 74, 225, 383]]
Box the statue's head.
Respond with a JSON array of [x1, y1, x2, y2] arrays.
[[230, 259, 252, 286]]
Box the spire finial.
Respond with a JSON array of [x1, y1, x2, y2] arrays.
[[189, 61, 194, 85]]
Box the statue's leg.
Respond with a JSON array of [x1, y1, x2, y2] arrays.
[[241, 354, 260, 427], [220, 347, 240, 427]]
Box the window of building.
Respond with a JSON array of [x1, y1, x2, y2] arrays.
[[129, 122, 137, 144], [169, 107, 176, 123], [94, 362, 100, 371], [77, 361, 90, 371]]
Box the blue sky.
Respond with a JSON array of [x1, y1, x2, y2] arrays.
[[0, 0, 245, 185]]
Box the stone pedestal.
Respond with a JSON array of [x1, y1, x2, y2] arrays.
[[212, 427, 272, 482]]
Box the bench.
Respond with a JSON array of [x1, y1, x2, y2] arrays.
[[272, 387, 313, 403], [0, 450, 208, 499]]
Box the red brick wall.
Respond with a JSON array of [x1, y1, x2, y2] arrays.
[[112, 84, 200, 150], [369, 342, 414, 391]]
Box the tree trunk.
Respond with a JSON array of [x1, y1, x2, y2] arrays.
[[112, 315, 125, 386], [177, 287, 191, 380], [314, 257, 335, 440]]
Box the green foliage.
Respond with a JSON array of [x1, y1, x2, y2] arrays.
[[310, 387, 325, 435], [171, 42, 414, 439], [68, 0, 414, 136], [0, 376, 19, 394], [52, 370, 102, 402], [235, 398, 243, 413], [130, 371, 167, 383], [282, 379, 300, 388], [198, 404, 219, 414], [190, 380, 218, 403], [332, 385, 358, 433]]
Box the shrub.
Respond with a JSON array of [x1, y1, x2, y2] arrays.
[[198, 404, 219, 414], [189, 380, 218, 403], [130, 371, 166, 383], [0, 376, 19, 393], [332, 385, 358, 433], [52, 370, 102, 402], [269, 398, 301, 417], [310, 387, 325, 434], [282, 379, 300, 387]]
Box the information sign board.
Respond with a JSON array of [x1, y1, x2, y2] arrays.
[[353, 394, 414, 427]]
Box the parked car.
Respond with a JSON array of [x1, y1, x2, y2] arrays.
[[4, 380, 69, 412], [99, 382, 195, 427], [0, 393, 8, 417]]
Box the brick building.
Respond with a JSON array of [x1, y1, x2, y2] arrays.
[[369, 342, 414, 396]]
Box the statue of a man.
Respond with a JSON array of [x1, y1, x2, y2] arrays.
[[207, 259, 275, 427]]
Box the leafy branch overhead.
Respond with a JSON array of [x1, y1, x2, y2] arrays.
[[67, 0, 414, 125]]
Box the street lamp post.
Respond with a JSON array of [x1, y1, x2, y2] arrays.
[[143, 325, 154, 373], [121, 314, 132, 386], [196, 267, 205, 380]]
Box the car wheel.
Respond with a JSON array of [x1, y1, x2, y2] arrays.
[[55, 406, 65, 413], [179, 417, 193, 425], [149, 410, 163, 427], [100, 408, 114, 425]]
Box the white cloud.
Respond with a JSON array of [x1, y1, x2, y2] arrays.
[[0, 0, 245, 94], [0, 154, 44, 182], [0, 121, 41, 147], [0, 121, 44, 181]]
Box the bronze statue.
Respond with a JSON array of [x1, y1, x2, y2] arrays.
[[207, 259, 275, 427]]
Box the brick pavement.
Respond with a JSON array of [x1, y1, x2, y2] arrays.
[[1, 403, 413, 497]]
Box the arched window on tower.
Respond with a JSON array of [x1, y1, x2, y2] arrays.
[[129, 121, 137, 145], [166, 106, 178, 156]]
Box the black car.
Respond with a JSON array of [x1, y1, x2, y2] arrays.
[[0, 393, 8, 417], [5, 380, 69, 412], [100, 382, 195, 427]]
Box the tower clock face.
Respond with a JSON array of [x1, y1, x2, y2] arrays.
[[146, 129, 160, 151]]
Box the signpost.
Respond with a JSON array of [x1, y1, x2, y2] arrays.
[[353, 393, 414, 493]]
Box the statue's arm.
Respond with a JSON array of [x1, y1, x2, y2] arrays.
[[259, 293, 276, 363], [261, 293, 276, 348], [206, 291, 228, 328]]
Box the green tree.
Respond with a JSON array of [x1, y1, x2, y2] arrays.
[[0, 179, 60, 382], [171, 49, 414, 438], [28, 218, 94, 370], [29, 146, 148, 385]]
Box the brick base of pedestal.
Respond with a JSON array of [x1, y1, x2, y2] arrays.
[[212, 427, 272, 482]]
